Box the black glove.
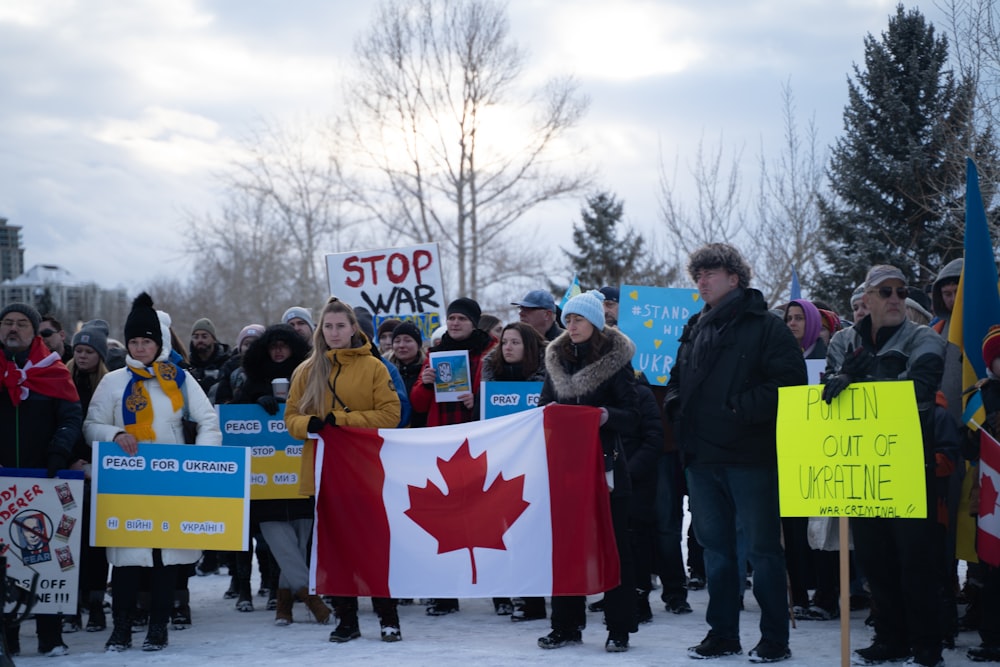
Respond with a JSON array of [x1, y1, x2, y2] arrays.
[[257, 395, 279, 415], [822, 374, 852, 404], [841, 345, 875, 378], [47, 452, 68, 478], [324, 412, 337, 428], [307, 417, 324, 433]]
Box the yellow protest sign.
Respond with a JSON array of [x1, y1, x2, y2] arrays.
[[776, 381, 927, 519]]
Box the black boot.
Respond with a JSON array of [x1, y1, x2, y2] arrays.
[[105, 613, 132, 652], [86, 591, 107, 632], [235, 579, 253, 612], [142, 623, 168, 651]]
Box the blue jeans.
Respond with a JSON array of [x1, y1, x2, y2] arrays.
[[686, 464, 788, 646]]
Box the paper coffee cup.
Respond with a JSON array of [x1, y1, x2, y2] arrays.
[[271, 378, 290, 400]]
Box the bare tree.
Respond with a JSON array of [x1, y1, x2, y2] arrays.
[[171, 120, 359, 339], [337, 0, 591, 300], [750, 83, 827, 305], [939, 0, 1000, 129], [657, 132, 750, 269]]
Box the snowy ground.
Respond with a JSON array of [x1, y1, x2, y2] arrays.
[[8, 568, 990, 667]]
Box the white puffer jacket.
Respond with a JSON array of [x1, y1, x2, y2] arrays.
[[84, 310, 222, 567]]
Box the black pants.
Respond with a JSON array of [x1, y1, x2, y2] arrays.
[[112, 553, 179, 626], [852, 516, 942, 656], [551, 493, 635, 635]]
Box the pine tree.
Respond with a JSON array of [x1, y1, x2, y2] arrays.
[[814, 4, 997, 309], [561, 192, 674, 291]]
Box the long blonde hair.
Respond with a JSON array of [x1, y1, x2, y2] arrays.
[[293, 298, 361, 416]]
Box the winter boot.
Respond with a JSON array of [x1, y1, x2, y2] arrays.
[[86, 591, 107, 632], [297, 587, 332, 624], [274, 588, 293, 626], [635, 589, 653, 624], [142, 623, 168, 651], [266, 586, 277, 611], [171, 589, 192, 630], [223, 575, 239, 600], [236, 579, 254, 612], [104, 612, 132, 652]]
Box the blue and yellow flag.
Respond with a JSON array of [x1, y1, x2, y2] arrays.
[[559, 274, 582, 311], [949, 158, 1000, 429]]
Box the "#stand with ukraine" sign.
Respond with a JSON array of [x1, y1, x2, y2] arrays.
[[91, 443, 250, 552], [617, 285, 699, 386]]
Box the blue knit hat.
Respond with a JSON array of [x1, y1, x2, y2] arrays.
[[561, 289, 606, 331]]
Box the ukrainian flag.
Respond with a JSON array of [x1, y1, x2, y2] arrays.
[[948, 158, 1000, 430]]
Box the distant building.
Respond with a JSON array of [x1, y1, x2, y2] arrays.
[[0, 218, 24, 282], [0, 264, 128, 336]]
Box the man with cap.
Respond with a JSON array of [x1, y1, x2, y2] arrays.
[[410, 297, 496, 616], [188, 318, 231, 401], [0, 303, 81, 656], [214, 324, 265, 405], [512, 290, 561, 341], [823, 264, 946, 667], [282, 306, 315, 345], [599, 286, 620, 326], [664, 243, 805, 662]]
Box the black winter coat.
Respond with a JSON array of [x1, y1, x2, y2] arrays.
[[540, 327, 639, 496], [664, 288, 806, 467]]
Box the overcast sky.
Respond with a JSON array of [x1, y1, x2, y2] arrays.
[[0, 0, 947, 292]]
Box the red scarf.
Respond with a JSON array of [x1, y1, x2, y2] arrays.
[[1, 337, 79, 406]]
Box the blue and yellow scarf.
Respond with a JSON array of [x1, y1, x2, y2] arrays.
[[122, 352, 187, 441]]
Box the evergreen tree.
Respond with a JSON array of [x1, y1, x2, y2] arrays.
[[814, 4, 997, 309], [561, 192, 674, 291]]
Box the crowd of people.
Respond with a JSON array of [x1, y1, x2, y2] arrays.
[[0, 240, 997, 666]]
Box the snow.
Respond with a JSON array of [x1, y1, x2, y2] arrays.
[[9, 570, 988, 666]]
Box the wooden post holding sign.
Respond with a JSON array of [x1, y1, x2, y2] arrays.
[[776, 380, 926, 667], [91, 442, 250, 552], [616, 285, 700, 385], [326, 243, 445, 343]]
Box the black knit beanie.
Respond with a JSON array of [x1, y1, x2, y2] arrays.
[[123, 292, 163, 348], [391, 321, 423, 347], [446, 297, 481, 328]]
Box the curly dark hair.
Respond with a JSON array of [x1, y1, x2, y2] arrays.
[[687, 242, 752, 289]]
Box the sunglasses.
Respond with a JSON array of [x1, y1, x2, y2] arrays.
[[870, 286, 908, 300], [39, 329, 58, 337]]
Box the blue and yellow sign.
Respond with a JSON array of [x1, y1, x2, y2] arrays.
[[480, 381, 544, 420], [91, 442, 249, 551], [219, 404, 311, 501], [618, 285, 700, 385]]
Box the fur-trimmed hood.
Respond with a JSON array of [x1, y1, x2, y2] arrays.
[[544, 327, 635, 400]]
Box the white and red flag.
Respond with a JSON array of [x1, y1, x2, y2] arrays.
[[979, 429, 1000, 567], [309, 404, 620, 598]]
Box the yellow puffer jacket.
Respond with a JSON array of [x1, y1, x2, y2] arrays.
[[285, 338, 401, 495]]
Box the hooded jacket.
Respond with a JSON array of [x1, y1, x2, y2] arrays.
[[285, 332, 401, 495], [84, 308, 221, 568], [664, 288, 806, 467]]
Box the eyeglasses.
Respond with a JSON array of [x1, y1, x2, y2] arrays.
[[39, 329, 57, 338], [1, 319, 33, 330], [869, 286, 908, 300]]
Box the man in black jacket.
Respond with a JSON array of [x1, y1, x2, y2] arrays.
[[0, 303, 81, 657], [664, 244, 805, 663]]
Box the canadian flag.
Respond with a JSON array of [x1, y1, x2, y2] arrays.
[[979, 429, 1000, 567], [309, 404, 620, 598]]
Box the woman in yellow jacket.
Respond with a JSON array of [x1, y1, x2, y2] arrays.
[[284, 297, 401, 643]]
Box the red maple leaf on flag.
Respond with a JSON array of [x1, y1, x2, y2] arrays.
[[405, 439, 530, 584], [981, 472, 1000, 518]]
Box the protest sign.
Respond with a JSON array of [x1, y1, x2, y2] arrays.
[[326, 242, 445, 341], [776, 381, 927, 518], [480, 381, 544, 420], [429, 350, 471, 402], [618, 285, 700, 385], [91, 442, 250, 551], [219, 404, 310, 500], [0, 472, 83, 615]]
